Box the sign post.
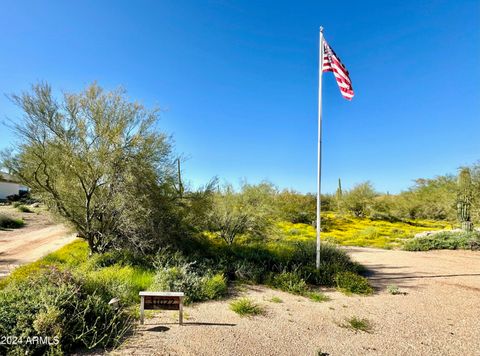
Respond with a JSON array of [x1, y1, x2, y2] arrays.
[[139, 291, 185, 325]]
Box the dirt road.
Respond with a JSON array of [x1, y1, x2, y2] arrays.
[[115, 248, 480, 356], [0, 206, 77, 277]]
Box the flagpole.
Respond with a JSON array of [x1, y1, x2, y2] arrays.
[[316, 26, 324, 270]]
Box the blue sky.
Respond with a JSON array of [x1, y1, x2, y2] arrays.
[[0, 0, 479, 194]]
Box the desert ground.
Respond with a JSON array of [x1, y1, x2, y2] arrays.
[[0, 206, 76, 277], [114, 248, 480, 356]]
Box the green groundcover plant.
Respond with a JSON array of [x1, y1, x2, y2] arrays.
[[229, 298, 265, 317], [0, 231, 369, 354], [403, 231, 480, 251], [0, 267, 132, 355], [0, 214, 24, 229], [335, 271, 373, 295]]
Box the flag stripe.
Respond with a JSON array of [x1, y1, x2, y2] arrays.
[[322, 38, 354, 100]]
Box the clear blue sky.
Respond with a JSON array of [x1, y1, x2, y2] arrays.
[[0, 0, 479, 193]]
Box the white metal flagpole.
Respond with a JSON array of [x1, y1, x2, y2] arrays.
[[316, 27, 324, 270]]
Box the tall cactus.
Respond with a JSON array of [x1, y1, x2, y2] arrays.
[[336, 178, 343, 200], [457, 168, 474, 231], [335, 178, 343, 211]]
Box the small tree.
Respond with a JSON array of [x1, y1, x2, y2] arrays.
[[340, 182, 377, 218], [2, 83, 176, 253], [276, 190, 316, 224], [206, 184, 272, 245]]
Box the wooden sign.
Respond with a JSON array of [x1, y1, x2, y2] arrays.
[[144, 295, 180, 310], [139, 291, 184, 325]]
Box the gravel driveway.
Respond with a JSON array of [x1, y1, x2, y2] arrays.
[[114, 248, 480, 356], [0, 206, 76, 277]]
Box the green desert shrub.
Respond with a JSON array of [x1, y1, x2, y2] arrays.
[[152, 264, 228, 303], [189, 236, 363, 289], [270, 296, 283, 303], [403, 231, 480, 251], [153, 248, 191, 269], [0, 214, 24, 229], [270, 271, 308, 295], [297, 243, 365, 286], [152, 264, 204, 304], [339, 182, 377, 218], [275, 190, 316, 224], [229, 297, 264, 317], [335, 271, 373, 295], [0, 267, 132, 355], [307, 291, 330, 302], [343, 316, 373, 333], [83, 265, 154, 304], [386, 284, 401, 295], [17, 204, 33, 213], [231, 259, 266, 283], [150, 247, 229, 303], [91, 249, 153, 269], [201, 273, 228, 300]]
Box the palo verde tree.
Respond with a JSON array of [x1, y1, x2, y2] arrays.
[[339, 182, 377, 218], [206, 183, 274, 245], [2, 82, 177, 253]]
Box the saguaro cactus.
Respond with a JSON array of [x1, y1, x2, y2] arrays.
[[457, 168, 474, 232], [335, 178, 343, 211], [336, 178, 343, 200]]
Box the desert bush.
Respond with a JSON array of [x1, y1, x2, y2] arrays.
[[342, 316, 373, 333], [91, 249, 153, 269], [229, 297, 264, 317], [205, 183, 274, 245], [294, 243, 365, 286], [339, 182, 377, 218], [231, 259, 267, 283], [201, 274, 228, 300], [369, 212, 402, 223], [0, 214, 24, 229], [152, 264, 204, 304], [209, 239, 365, 288], [386, 284, 401, 295], [0, 267, 132, 355], [153, 247, 191, 270], [269, 271, 308, 295], [397, 176, 457, 221], [151, 262, 227, 303], [307, 291, 330, 302], [335, 271, 373, 295], [17, 204, 33, 213], [403, 231, 480, 251], [83, 265, 154, 304], [276, 190, 316, 223]]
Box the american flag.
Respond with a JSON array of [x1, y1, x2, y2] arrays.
[[322, 39, 354, 100]]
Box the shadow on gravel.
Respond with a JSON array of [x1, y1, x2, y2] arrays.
[[363, 263, 480, 290], [183, 322, 236, 326], [148, 322, 236, 327], [371, 273, 480, 280], [145, 326, 170, 332]]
